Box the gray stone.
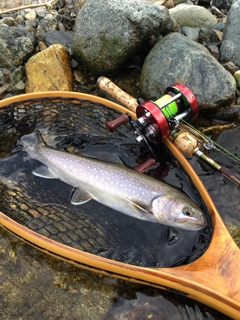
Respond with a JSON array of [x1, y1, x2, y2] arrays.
[[45, 30, 73, 50], [9, 66, 25, 84], [219, 0, 240, 68], [34, 6, 48, 18], [11, 80, 25, 94], [0, 25, 35, 68], [223, 61, 238, 74], [140, 32, 236, 109], [72, 0, 170, 75], [0, 17, 16, 26], [35, 13, 58, 41], [169, 4, 217, 28], [211, 0, 234, 11], [179, 26, 200, 41]]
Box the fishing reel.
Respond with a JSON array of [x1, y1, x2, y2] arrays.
[[106, 84, 199, 171]]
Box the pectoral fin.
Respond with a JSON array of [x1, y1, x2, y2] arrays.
[[71, 187, 92, 205], [33, 165, 58, 179], [125, 197, 153, 217]]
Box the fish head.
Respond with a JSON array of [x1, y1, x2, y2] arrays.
[[151, 195, 207, 230]]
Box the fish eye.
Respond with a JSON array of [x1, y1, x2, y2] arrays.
[[183, 207, 194, 217]]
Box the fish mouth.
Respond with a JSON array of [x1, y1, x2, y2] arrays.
[[175, 217, 206, 228]]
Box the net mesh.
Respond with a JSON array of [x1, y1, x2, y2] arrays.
[[0, 94, 212, 267]]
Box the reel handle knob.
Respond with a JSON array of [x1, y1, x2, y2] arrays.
[[134, 157, 157, 173], [106, 113, 129, 132]]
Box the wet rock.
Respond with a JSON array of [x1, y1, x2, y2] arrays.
[[219, 0, 240, 68], [0, 24, 35, 68], [140, 32, 236, 109], [72, 0, 170, 75], [25, 44, 73, 92], [45, 30, 73, 50], [169, 4, 217, 28]]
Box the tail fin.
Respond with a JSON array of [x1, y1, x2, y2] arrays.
[[20, 130, 45, 150]]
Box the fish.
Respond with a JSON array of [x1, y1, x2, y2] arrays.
[[20, 131, 207, 230]]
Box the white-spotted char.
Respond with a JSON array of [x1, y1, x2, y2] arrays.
[[21, 131, 207, 230]]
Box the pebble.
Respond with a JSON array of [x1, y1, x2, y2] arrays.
[[234, 70, 240, 89], [25, 10, 36, 20], [169, 4, 218, 28], [222, 61, 239, 74]]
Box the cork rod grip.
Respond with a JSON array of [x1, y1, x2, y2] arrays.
[[97, 76, 138, 113]]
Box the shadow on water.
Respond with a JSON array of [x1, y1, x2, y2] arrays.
[[0, 96, 238, 319]]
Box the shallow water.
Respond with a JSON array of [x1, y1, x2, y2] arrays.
[[0, 96, 238, 319], [0, 98, 212, 268], [0, 227, 231, 319]]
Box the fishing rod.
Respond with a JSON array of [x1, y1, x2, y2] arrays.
[[97, 76, 240, 186]]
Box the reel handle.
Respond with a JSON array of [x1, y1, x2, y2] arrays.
[[106, 113, 130, 132], [134, 158, 157, 173]]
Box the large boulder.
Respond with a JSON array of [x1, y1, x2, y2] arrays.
[[140, 32, 236, 109], [72, 0, 170, 75], [219, 0, 240, 68]]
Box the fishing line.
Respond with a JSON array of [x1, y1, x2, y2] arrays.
[[180, 119, 240, 164]]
